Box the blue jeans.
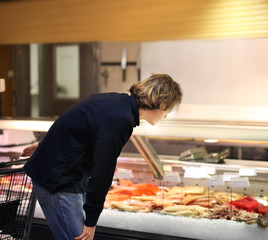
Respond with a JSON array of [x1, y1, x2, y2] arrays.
[[32, 181, 86, 240]]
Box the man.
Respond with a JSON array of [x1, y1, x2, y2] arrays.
[[23, 73, 183, 240]]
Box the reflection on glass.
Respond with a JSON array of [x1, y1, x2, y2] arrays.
[[55, 45, 79, 99]]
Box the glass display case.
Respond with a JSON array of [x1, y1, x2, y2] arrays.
[[0, 118, 268, 240]]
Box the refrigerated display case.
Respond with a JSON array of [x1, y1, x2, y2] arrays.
[[0, 118, 268, 240]]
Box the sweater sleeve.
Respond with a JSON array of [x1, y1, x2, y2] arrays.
[[83, 119, 133, 227]]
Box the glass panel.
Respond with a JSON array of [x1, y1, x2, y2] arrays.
[[55, 45, 79, 99]]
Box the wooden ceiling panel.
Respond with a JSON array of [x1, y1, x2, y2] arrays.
[[0, 0, 268, 44]]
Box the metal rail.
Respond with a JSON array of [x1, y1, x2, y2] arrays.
[[130, 135, 164, 179]]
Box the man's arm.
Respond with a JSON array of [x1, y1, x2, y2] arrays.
[[83, 119, 133, 227]]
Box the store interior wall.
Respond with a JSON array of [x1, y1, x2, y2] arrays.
[[100, 42, 140, 93], [141, 39, 268, 122], [1, 39, 268, 159], [98, 39, 268, 123], [29, 42, 141, 117], [29, 38, 268, 122]]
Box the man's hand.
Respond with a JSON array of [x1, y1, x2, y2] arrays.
[[74, 225, 96, 240], [20, 144, 38, 157]]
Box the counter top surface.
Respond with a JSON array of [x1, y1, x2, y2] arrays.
[[34, 203, 268, 240]]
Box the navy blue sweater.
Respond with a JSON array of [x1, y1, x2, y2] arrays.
[[24, 93, 139, 227]]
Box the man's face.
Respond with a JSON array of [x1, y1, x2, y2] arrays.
[[145, 109, 169, 125]]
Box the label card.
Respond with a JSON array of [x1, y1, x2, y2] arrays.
[[184, 167, 210, 179], [223, 172, 239, 181], [163, 172, 181, 183], [206, 175, 224, 187], [239, 168, 257, 176], [229, 177, 250, 188], [115, 168, 133, 179], [163, 165, 173, 172], [200, 166, 216, 175]]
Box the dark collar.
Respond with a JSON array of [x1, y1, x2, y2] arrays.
[[130, 94, 140, 127]]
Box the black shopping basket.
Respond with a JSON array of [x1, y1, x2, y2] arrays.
[[0, 159, 36, 240]]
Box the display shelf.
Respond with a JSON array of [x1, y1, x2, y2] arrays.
[[134, 119, 268, 141], [1, 118, 268, 141], [0, 118, 54, 132], [97, 209, 268, 240], [1, 117, 268, 240]]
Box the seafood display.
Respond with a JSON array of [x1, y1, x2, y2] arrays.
[[205, 205, 259, 224], [161, 204, 209, 218], [257, 213, 268, 227], [230, 196, 268, 215], [104, 180, 268, 227]]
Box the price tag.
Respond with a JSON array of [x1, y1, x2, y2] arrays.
[[163, 172, 181, 183], [206, 175, 224, 187], [229, 177, 250, 188], [223, 172, 239, 181], [239, 168, 256, 176], [115, 168, 133, 179], [183, 167, 209, 179], [163, 165, 172, 172], [200, 166, 216, 175]]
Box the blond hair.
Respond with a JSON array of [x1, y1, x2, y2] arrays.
[[129, 73, 182, 111]]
